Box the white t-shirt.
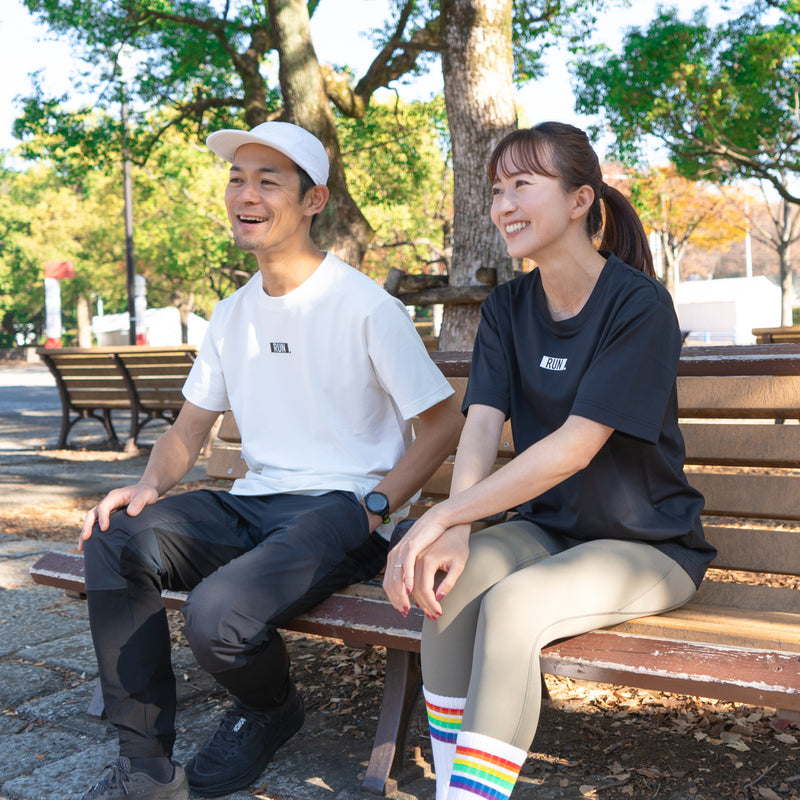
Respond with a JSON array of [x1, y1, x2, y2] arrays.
[[183, 253, 453, 530]]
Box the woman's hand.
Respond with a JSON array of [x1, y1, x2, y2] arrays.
[[383, 504, 469, 617], [409, 523, 471, 619]]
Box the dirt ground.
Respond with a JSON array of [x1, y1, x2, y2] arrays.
[[6, 460, 800, 800]]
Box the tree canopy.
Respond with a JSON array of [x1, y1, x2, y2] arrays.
[[8, 0, 615, 347], [573, 2, 800, 204], [15, 0, 607, 270], [618, 165, 746, 294]]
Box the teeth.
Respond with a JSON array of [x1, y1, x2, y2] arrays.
[[240, 216, 266, 223], [505, 222, 528, 234]]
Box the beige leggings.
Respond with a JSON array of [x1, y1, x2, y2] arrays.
[[421, 519, 697, 750]]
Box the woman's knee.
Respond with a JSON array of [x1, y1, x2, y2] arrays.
[[479, 577, 541, 649]]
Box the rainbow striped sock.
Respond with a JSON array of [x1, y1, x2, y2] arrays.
[[448, 730, 527, 800], [424, 688, 465, 800]]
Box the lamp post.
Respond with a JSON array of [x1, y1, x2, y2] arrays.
[[118, 46, 137, 345]]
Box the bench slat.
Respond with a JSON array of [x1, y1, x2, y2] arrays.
[[207, 445, 248, 480], [39, 356, 118, 369], [540, 632, 800, 712], [704, 524, 800, 575], [30, 552, 800, 710], [689, 472, 800, 520], [217, 411, 239, 442], [682, 421, 800, 467], [678, 375, 800, 418]]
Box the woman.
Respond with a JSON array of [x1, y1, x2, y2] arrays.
[[383, 122, 716, 800]]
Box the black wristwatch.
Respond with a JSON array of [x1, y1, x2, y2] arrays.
[[364, 491, 391, 525]]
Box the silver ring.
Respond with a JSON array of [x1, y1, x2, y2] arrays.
[[392, 564, 403, 568]]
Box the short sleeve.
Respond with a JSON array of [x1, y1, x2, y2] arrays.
[[182, 310, 230, 412], [571, 285, 681, 443], [462, 292, 511, 417], [364, 297, 453, 420]]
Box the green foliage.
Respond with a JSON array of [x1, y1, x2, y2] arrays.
[[128, 127, 254, 312], [381, 0, 617, 83], [573, 4, 800, 199], [336, 96, 452, 280], [19, 0, 276, 163], [0, 121, 252, 344], [0, 160, 127, 344], [511, 0, 619, 82]]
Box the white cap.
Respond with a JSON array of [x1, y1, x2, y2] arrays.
[[206, 121, 329, 186]]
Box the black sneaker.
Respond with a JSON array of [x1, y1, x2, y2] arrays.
[[185, 684, 305, 797], [80, 757, 188, 799]]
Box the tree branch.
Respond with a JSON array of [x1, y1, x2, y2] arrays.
[[322, 3, 440, 118]]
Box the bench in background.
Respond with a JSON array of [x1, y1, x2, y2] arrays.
[[753, 325, 800, 343], [30, 344, 800, 794], [37, 345, 196, 450]]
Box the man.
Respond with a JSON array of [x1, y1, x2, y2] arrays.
[[78, 121, 463, 800]]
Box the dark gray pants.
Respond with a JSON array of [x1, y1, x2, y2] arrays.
[[83, 489, 388, 759]]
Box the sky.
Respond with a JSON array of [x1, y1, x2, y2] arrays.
[[0, 0, 750, 158]]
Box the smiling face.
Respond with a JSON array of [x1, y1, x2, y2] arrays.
[[224, 143, 315, 258], [490, 157, 580, 262]]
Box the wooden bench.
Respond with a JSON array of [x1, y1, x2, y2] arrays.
[[29, 345, 800, 794], [37, 345, 196, 450], [753, 325, 800, 344]]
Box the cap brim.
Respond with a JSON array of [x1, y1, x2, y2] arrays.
[[206, 130, 277, 163]]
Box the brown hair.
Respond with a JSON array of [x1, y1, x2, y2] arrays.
[[488, 122, 654, 276]]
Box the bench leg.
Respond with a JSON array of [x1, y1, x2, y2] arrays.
[[56, 406, 72, 449], [362, 648, 424, 795]]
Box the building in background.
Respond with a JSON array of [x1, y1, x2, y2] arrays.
[[676, 276, 781, 345], [92, 307, 208, 347]]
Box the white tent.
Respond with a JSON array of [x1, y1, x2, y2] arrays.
[[676, 276, 781, 345], [92, 306, 209, 347]]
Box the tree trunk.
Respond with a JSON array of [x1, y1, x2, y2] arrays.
[[268, 0, 373, 267], [780, 201, 794, 326], [171, 291, 195, 345], [660, 230, 683, 300], [76, 295, 92, 347], [438, 0, 516, 350]]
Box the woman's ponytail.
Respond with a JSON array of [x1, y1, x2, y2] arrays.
[[600, 184, 655, 277]]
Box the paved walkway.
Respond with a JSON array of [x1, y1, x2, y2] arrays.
[[0, 362, 435, 800]]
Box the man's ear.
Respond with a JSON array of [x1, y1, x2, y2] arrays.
[[570, 185, 595, 220], [304, 185, 329, 216]]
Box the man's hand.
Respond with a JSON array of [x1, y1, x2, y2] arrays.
[[78, 483, 159, 550]]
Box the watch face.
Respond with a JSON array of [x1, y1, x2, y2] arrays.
[[366, 492, 389, 515]]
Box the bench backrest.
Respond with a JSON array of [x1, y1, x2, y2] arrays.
[[206, 345, 800, 580], [112, 346, 196, 412], [677, 345, 800, 577], [38, 345, 197, 411], [38, 348, 131, 410]]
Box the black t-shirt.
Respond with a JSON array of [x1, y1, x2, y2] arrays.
[[464, 254, 715, 587]]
